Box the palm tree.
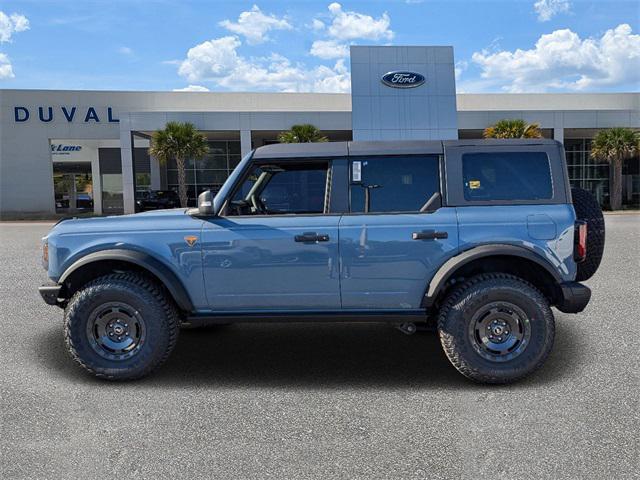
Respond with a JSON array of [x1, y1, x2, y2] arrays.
[[278, 124, 328, 143], [149, 121, 209, 208], [590, 127, 640, 210], [483, 119, 543, 139]]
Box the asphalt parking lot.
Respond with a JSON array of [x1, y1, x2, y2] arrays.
[[1, 215, 638, 479]]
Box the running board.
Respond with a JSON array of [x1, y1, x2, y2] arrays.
[[185, 309, 428, 325]]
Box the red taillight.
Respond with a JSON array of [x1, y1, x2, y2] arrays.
[[575, 221, 587, 262]]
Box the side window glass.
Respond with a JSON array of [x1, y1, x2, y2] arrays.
[[350, 155, 440, 213], [462, 152, 553, 201], [228, 162, 328, 215]]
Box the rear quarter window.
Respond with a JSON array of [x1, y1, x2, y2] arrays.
[[462, 152, 553, 201]]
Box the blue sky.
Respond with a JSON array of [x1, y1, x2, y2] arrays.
[[0, 0, 638, 93]]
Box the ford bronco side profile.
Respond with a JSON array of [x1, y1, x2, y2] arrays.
[[39, 139, 605, 383]]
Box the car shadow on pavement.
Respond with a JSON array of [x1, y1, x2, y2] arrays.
[[37, 317, 581, 389]]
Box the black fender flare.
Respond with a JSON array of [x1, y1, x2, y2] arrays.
[[59, 249, 194, 311], [422, 244, 564, 307]]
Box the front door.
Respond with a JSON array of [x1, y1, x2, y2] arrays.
[[202, 159, 341, 311], [339, 155, 459, 310]]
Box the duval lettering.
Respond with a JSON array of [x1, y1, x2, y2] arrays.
[[14, 106, 119, 123]]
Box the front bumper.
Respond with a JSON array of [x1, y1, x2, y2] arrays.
[[557, 282, 591, 314], [39, 284, 63, 306]]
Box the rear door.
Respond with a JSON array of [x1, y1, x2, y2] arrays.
[[338, 154, 459, 310]]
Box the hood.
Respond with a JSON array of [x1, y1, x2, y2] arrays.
[[48, 208, 193, 236]]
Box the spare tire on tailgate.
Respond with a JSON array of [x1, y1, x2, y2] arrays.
[[571, 187, 605, 281]]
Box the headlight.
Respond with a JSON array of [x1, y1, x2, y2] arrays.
[[42, 239, 49, 270]]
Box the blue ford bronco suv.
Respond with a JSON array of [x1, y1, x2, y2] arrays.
[[39, 139, 605, 383]]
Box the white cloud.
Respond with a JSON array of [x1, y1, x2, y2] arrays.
[[471, 24, 640, 92], [308, 3, 393, 59], [178, 36, 243, 82], [0, 11, 29, 43], [219, 5, 292, 45], [454, 60, 468, 81], [533, 0, 570, 22], [0, 52, 14, 79], [118, 46, 134, 56], [173, 85, 210, 92], [324, 3, 393, 41], [177, 35, 350, 93], [310, 39, 349, 59]]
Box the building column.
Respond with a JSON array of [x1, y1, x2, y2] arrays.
[[240, 129, 252, 157], [150, 155, 161, 190], [91, 150, 103, 215], [120, 117, 136, 214], [554, 127, 564, 143]]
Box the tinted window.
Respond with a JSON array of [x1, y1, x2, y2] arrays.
[[229, 162, 328, 215], [350, 156, 440, 213], [462, 152, 553, 201]]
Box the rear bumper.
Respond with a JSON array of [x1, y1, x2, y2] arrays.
[[39, 284, 63, 306], [557, 282, 591, 313]]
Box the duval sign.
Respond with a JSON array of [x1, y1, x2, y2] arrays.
[[14, 106, 119, 123], [381, 71, 425, 88]]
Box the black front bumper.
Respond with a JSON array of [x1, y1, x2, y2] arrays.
[[39, 284, 63, 306], [557, 282, 591, 313]]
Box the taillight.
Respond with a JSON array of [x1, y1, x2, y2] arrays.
[[574, 221, 587, 262]]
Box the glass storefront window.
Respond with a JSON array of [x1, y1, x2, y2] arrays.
[[52, 162, 94, 214], [565, 138, 610, 207], [136, 173, 151, 191], [102, 174, 124, 214], [166, 139, 241, 205]]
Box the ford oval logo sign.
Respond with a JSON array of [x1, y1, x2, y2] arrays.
[[381, 71, 425, 88]]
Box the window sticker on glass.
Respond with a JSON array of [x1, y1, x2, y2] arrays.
[[469, 180, 481, 189], [352, 161, 362, 182]]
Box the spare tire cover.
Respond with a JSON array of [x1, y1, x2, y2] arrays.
[[571, 187, 605, 281]]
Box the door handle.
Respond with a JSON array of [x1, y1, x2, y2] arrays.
[[412, 230, 448, 240], [294, 232, 330, 243]]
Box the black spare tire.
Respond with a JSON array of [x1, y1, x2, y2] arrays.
[[572, 187, 605, 281]]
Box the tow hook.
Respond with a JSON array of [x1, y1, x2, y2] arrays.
[[396, 322, 417, 335]]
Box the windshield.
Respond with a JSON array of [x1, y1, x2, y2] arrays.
[[213, 150, 254, 213]]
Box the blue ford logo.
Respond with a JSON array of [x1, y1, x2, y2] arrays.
[[381, 71, 425, 88]]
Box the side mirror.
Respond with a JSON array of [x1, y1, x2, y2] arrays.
[[197, 190, 215, 216]]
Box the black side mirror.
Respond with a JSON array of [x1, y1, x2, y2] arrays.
[[197, 190, 215, 216]]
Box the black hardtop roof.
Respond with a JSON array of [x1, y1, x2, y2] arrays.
[[252, 139, 561, 159]]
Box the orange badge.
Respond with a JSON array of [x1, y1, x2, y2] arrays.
[[184, 235, 198, 247]]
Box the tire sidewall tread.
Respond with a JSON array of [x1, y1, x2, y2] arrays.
[[63, 272, 179, 380], [438, 273, 555, 384]]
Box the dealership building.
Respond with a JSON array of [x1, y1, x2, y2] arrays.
[[1, 45, 638, 217]]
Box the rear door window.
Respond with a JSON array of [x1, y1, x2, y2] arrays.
[[462, 152, 553, 201], [349, 155, 440, 213]]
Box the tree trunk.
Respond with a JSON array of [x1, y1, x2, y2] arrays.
[[176, 156, 188, 208], [610, 159, 623, 211]]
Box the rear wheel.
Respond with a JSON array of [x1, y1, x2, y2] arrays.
[[64, 273, 179, 380], [572, 187, 605, 281], [437, 273, 555, 384]]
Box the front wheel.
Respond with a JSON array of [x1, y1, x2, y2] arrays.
[[437, 273, 555, 384], [64, 273, 179, 380]]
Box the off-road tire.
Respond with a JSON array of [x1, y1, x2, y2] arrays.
[[64, 272, 179, 380], [438, 273, 555, 384], [571, 187, 605, 281]]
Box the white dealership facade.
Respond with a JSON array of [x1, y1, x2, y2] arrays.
[[0, 46, 638, 217]]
